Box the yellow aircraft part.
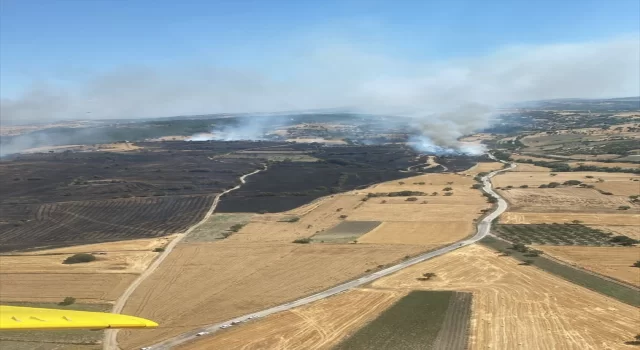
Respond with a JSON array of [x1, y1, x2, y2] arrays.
[[0, 305, 158, 330]]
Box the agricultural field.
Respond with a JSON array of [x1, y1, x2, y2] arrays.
[[334, 291, 471, 350], [0, 237, 170, 303], [117, 242, 427, 349], [177, 289, 402, 350], [492, 171, 639, 188], [0, 195, 214, 252], [492, 224, 617, 246], [510, 163, 551, 172], [371, 244, 640, 349], [0, 273, 136, 303], [462, 161, 504, 175], [500, 212, 640, 226], [0, 302, 110, 350], [216, 145, 470, 213], [183, 213, 254, 242], [497, 187, 634, 213], [536, 246, 640, 287], [591, 225, 640, 240], [357, 222, 473, 246], [311, 221, 381, 243]]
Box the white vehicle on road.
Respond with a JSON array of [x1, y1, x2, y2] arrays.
[[195, 332, 209, 336]]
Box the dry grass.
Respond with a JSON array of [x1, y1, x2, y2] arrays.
[[371, 245, 639, 350], [590, 226, 640, 240], [358, 222, 473, 246], [229, 195, 365, 243], [511, 163, 551, 172], [500, 212, 640, 226], [463, 162, 504, 175], [176, 289, 402, 350], [117, 242, 426, 349], [535, 246, 640, 287], [592, 181, 640, 196], [568, 161, 639, 169], [492, 171, 639, 188], [348, 203, 487, 222], [0, 273, 137, 303], [0, 237, 171, 304], [497, 188, 634, 212]]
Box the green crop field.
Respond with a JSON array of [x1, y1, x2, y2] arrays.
[[493, 223, 616, 246], [334, 290, 471, 350]]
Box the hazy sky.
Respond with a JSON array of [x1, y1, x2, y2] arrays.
[[1, 0, 639, 124]]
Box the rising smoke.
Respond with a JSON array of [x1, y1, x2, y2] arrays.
[[1, 34, 639, 154]]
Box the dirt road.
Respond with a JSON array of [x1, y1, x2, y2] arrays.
[[103, 165, 266, 350]]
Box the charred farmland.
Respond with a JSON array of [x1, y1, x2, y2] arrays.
[[216, 145, 479, 213]]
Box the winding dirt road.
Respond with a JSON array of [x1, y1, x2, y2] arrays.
[[103, 165, 267, 350], [144, 156, 515, 349]]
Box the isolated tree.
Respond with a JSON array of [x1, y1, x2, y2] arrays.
[[422, 272, 437, 280], [59, 297, 76, 306], [443, 187, 453, 191], [633, 261, 640, 268], [63, 253, 96, 264]]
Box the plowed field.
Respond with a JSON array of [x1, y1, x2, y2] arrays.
[[501, 212, 640, 225], [176, 289, 401, 350], [535, 246, 640, 287], [117, 242, 426, 349], [371, 245, 639, 350], [498, 188, 633, 212]]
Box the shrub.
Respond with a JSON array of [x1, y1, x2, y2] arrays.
[[292, 238, 311, 244], [618, 205, 631, 210], [63, 253, 96, 264], [444, 192, 453, 196], [230, 223, 246, 232], [511, 243, 528, 253], [632, 261, 640, 268], [153, 247, 165, 252], [59, 297, 76, 306], [519, 185, 529, 188], [339, 215, 348, 219], [472, 184, 483, 189], [563, 180, 582, 186], [284, 217, 300, 223], [506, 185, 513, 189], [431, 192, 439, 196], [398, 181, 405, 185], [547, 182, 561, 188], [585, 175, 594, 179], [539, 184, 548, 188], [405, 197, 418, 201], [443, 187, 453, 191]]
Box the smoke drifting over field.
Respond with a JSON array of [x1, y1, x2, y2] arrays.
[[2, 35, 638, 153]]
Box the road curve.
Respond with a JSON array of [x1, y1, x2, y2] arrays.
[[103, 165, 267, 350], [146, 156, 515, 350]]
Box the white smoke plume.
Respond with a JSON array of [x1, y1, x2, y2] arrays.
[[2, 34, 638, 153]]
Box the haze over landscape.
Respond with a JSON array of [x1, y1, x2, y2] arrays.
[[0, 2, 639, 350]]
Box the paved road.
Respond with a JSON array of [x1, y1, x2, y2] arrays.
[[145, 157, 515, 350], [103, 166, 267, 350]]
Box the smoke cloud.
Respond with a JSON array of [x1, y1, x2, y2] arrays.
[[2, 34, 639, 152]]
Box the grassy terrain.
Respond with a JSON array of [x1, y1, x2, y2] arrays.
[[312, 221, 381, 243], [183, 213, 254, 242], [493, 224, 616, 246], [0, 302, 111, 350], [334, 291, 454, 350], [480, 236, 640, 306]]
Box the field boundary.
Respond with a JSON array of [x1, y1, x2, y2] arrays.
[[479, 236, 640, 306], [104, 165, 267, 350]]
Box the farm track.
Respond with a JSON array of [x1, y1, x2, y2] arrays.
[[144, 155, 515, 349], [104, 165, 267, 350]]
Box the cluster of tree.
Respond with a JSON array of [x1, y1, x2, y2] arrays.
[[63, 253, 96, 264], [292, 238, 311, 244], [518, 158, 640, 174], [367, 191, 427, 198]]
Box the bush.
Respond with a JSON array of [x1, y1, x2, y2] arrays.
[[547, 182, 561, 188], [59, 297, 76, 306], [471, 184, 483, 189], [292, 238, 311, 244], [632, 261, 640, 268], [519, 185, 529, 188], [153, 247, 165, 252], [618, 206, 631, 210], [284, 217, 300, 223], [63, 253, 96, 264], [563, 180, 582, 186], [539, 184, 548, 188], [405, 197, 418, 201], [444, 192, 453, 196], [442, 187, 453, 191], [339, 215, 348, 219], [230, 223, 246, 232]]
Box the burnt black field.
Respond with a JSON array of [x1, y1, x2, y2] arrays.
[[216, 145, 479, 213], [0, 141, 479, 251]]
